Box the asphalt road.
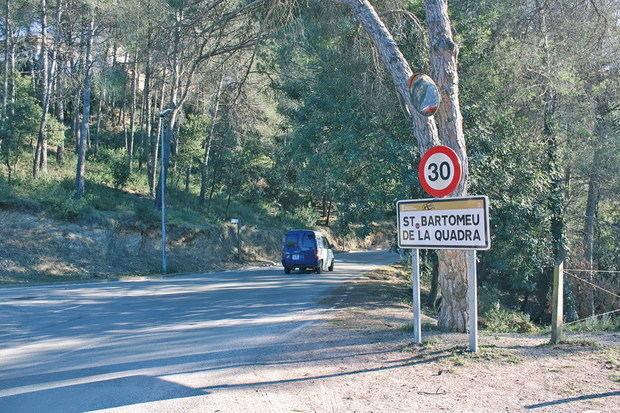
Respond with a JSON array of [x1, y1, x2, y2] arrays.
[[0, 250, 397, 412]]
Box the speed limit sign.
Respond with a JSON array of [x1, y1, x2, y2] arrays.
[[418, 145, 462, 197]]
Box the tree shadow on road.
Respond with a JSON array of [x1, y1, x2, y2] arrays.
[[0, 375, 205, 412]]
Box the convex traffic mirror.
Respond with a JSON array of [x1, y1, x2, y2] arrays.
[[407, 73, 441, 117]]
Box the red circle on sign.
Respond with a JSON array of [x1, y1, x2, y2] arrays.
[[418, 145, 462, 197]]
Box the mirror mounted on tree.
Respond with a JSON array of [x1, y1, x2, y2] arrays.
[[408, 74, 441, 117]]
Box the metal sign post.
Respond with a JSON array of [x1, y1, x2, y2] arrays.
[[411, 249, 422, 344], [467, 250, 478, 352]]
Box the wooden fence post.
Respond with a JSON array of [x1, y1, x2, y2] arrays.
[[551, 260, 564, 344]]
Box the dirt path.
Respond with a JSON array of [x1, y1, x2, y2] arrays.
[[186, 265, 619, 412]]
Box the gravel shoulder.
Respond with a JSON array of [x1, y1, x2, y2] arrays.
[[181, 264, 620, 412]]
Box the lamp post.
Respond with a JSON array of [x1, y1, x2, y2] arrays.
[[159, 108, 173, 273]]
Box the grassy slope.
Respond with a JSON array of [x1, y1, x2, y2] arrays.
[[0, 152, 392, 284], [0, 152, 308, 284], [0, 151, 312, 231]]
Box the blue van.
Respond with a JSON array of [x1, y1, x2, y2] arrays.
[[282, 230, 334, 274]]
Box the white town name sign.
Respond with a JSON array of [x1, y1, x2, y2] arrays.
[[397, 196, 490, 250]]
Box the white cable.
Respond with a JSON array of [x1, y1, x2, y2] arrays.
[[565, 269, 620, 274], [565, 272, 620, 300], [563, 308, 620, 326]]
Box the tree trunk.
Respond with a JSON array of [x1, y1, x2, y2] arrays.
[[584, 175, 598, 260], [72, 49, 82, 152], [426, 251, 440, 309], [118, 51, 128, 129], [184, 164, 192, 192], [56, 111, 65, 165], [34, 0, 50, 178], [41, 0, 62, 169], [74, 12, 94, 199], [207, 176, 217, 210], [424, 0, 469, 332], [532, 4, 566, 323], [128, 49, 138, 172], [8, 36, 14, 106], [582, 101, 607, 316], [142, 45, 152, 175], [151, 81, 166, 195], [155, 110, 177, 209], [325, 199, 332, 227], [200, 75, 225, 204], [335, 0, 469, 331], [123, 124, 128, 152], [171, 121, 179, 181], [3, 0, 10, 112], [224, 189, 232, 219], [94, 87, 104, 154], [1, 0, 9, 159], [72, 86, 81, 151], [155, 7, 183, 208], [55, 68, 65, 165]]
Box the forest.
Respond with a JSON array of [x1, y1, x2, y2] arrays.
[[0, 0, 618, 330]]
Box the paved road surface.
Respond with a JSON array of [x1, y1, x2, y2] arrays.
[[0, 250, 397, 412]]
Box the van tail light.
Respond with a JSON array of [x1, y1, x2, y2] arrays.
[[315, 249, 320, 259]]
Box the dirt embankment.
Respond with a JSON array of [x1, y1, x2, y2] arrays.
[[0, 210, 284, 284], [0, 210, 393, 284]]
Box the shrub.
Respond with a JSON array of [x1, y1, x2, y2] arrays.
[[478, 284, 503, 315], [90, 191, 125, 212], [134, 202, 160, 225], [480, 303, 539, 333], [56, 196, 91, 221], [564, 315, 620, 333], [92, 148, 131, 189], [111, 158, 130, 189]]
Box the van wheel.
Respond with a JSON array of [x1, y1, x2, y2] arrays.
[[328, 259, 334, 271], [315, 261, 323, 274], [284, 267, 291, 274]]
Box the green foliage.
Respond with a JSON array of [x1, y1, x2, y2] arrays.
[[0, 76, 42, 177], [268, 10, 419, 230], [134, 202, 160, 225], [93, 148, 132, 189], [449, 0, 620, 323], [56, 196, 92, 221], [178, 114, 209, 171], [291, 205, 320, 228], [480, 303, 539, 333], [45, 117, 68, 147], [111, 156, 131, 189]]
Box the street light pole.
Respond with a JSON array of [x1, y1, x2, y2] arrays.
[[159, 108, 172, 273]]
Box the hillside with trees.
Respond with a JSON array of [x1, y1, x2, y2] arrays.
[[0, 0, 618, 331]]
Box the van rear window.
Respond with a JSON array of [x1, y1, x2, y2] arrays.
[[284, 233, 299, 247], [284, 232, 316, 249]]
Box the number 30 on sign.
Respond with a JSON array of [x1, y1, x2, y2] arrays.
[[418, 145, 462, 198]]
